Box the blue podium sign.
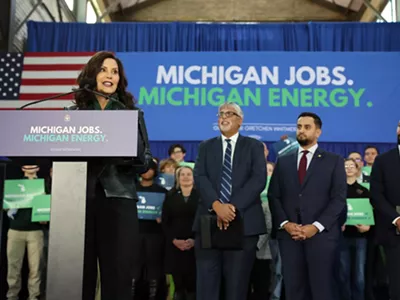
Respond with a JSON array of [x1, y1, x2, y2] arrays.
[[0, 111, 138, 157]]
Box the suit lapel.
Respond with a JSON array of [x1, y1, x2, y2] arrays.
[[215, 137, 223, 189], [291, 151, 301, 190], [391, 148, 400, 178], [232, 135, 243, 186], [301, 147, 324, 190]]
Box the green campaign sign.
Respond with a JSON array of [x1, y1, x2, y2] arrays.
[[360, 182, 370, 190], [346, 198, 375, 225], [362, 166, 372, 176], [179, 161, 195, 169], [31, 195, 51, 222], [3, 179, 45, 209]]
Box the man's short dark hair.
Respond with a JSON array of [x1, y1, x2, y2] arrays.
[[297, 112, 322, 129], [168, 144, 186, 156], [347, 151, 362, 158], [364, 145, 379, 155]]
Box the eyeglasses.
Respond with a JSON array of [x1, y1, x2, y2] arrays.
[[217, 111, 239, 118], [345, 165, 356, 169]]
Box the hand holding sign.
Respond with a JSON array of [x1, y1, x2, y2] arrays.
[[355, 224, 370, 233]]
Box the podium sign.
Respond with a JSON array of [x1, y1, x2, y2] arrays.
[[0, 110, 139, 300], [0, 110, 138, 157]]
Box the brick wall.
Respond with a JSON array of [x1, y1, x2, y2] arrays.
[[116, 0, 348, 22]]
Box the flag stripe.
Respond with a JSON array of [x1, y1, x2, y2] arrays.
[[24, 57, 91, 65], [20, 85, 78, 93], [21, 78, 78, 85], [0, 107, 64, 110], [22, 71, 81, 79], [25, 52, 96, 57], [23, 64, 85, 71], [0, 100, 73, 108], [19, 93, 75, 100]]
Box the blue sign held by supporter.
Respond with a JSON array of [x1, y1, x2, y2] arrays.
[[272, 135, 299, 157], [156, 173, 175, 190], [137, 192, 166, 220]]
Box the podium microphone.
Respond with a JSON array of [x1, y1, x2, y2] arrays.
[[17, 86, 86, 110], [17, 78, 99, 110]]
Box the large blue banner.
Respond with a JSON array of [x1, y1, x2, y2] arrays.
[[118, 52, 400, 143]]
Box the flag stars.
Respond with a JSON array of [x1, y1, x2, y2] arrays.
[[0, 52, 24, 100]]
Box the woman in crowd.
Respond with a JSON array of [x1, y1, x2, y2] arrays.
[[338, 158, 371, 300], [159, 158, 179, 175], [132, 159, 168, 300], [71, 51, 150, 300], [162, 166, 198, 300]]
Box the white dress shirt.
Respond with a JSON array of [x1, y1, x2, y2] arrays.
[[392, 145, 400, 226], [280, 143, 325, 233], [209, 132, 239, 209], [221, 132, 239, 165]]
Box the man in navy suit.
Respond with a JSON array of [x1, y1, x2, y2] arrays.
[[268, 112, 347, 300], [193, 102, 267, 300], [370, 121, 400, 300]]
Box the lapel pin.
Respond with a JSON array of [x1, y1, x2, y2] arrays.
[[318, 154, 322, 158]]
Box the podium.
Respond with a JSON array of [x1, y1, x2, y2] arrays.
[[0, 110, 139, 300]]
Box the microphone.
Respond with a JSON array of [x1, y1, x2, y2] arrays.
[[18, 86, 86, 110]]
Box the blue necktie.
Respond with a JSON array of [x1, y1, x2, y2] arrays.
[[220, 139, 232, 203]]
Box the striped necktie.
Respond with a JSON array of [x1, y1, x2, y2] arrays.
[[220, 139, 232, 203]]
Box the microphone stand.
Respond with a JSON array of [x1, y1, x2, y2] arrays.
[[83, 88, 153, 167], [18, 88, 82, 110], [82, 87, 150, 153]]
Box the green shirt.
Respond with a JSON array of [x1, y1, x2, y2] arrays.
[[260, 176, 271, 203], [93, 100, 114, 110]]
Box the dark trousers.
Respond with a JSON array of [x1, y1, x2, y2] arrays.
[[195, 235, 258, 300], [365, 242, 390, 300], [82, 184, 139, 300], [384, 243, 400, 300], [338, 237, 368, 300], [248, 259, 272, 300], [279, 234, 338, 300], [173, 271, 196, 294], [132, 233, 165, 280]]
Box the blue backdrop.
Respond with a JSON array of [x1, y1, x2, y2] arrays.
[[118, 51, 400, 143], [27, 21, 400, 161]]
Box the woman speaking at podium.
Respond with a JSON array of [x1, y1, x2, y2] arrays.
[[69, 51, 151, 300]]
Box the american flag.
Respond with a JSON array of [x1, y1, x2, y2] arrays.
[[0, 52, 94, 110]]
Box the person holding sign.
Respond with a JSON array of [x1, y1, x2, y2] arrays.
[[370, 121, 400, 300], [132, 159, 168, 300], [70, 51, 151, 300], [162, 166, 198, 300], [6, 165, 44, 300], [338, 158, 371, 300], [268, 112, 347, 300]]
